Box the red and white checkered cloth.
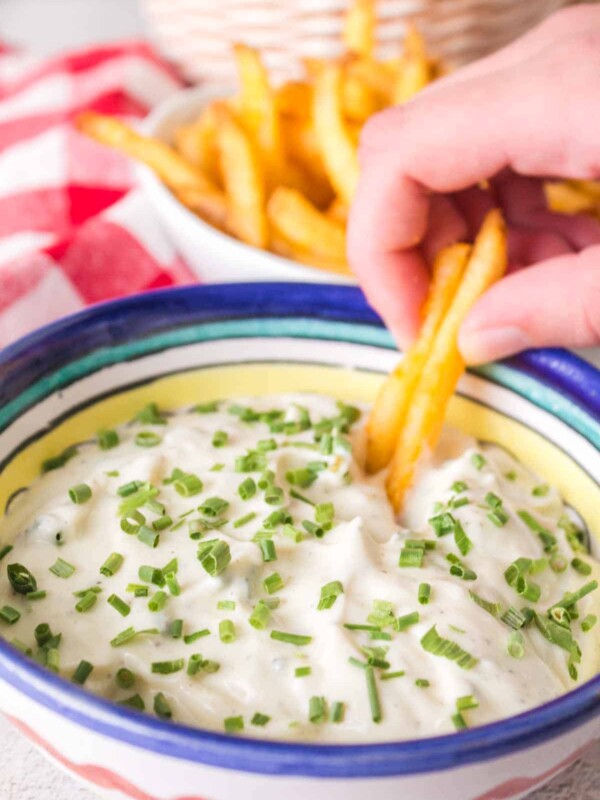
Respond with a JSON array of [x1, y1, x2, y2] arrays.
[[0, 40, 195, 348]]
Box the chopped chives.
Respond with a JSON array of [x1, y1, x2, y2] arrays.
[[365, 666, 382, 723], [457, 695, 479, 711], [418, 583, 431, 605], [165, 572, 181, 596], [428, 512, 455, 538], [395, 611, 420, 631], [224, 716, 244, 733], [259, 538, 277, 562], [505, 469, 517, 481], [265, 485, 284, 505], [571, 558, 592, 576], [218, 600, 236, 611], [251, 712, 271, 727], [233, 512, 257, 529], [380, 670, 406, 681], [451, 481, 468, 493], [75, 590, 97, 613], [507, 630, 525, 659], [41, 444, 78, 473], [212, 430, 229, 447], [485, 492, 502, 509], [515, 575, 541, 602], [116, 668, 135, 688], [235, 451, 267, 473], [100, 553, 124, 577], [174, 473, 203, 497], [532, 483, 550, 497], [69, 484, 92, 504], [72, 660, 94, 685], [170, 619, 183, 638], [488, 507, 509, 527], [151, 659, 184, 674], [286, 468, 318, 488], [135, 402, 166, 425], [405, 539, 436, 550], [517, 510, 557, 553], [0, 545, 13, 561], [194, 400, 220, 413], [344, 623, 380, 631], [550, 580, 598, 610], [452, 712, 467, 730], [450, 496, 470, 509], [135, 431, 162, 448], [219, 619, 236, 643], [302, 520, 324, 538], [152, 515, 172, 531], [550, 555, 568, 573], [110, 626, 159, 647], [248, 600, 271, 630], [420, 625, 479, 669], [154, 692, 172, 719], [98, 429, 119, 450], [120, 510, 145, 535], [238, 478, 257, 501], [34, 623, 53, 647], [469, 591, 501, 618], [120, 694, 145, 710], [0, 606, 20, 625], [282, 524, 304, 543], [49, 557, 75, 578], [317, 580, 343, 610], [257, 438, 277, 452], [295, 666, 311, 678], [26, 590, 46, 601], [184, 629, 210, 644], [198, 540, 231, 577], [46, 648, 60, 672], [263, 509, 292, 529], [582, 614, 597, 632], [399, 547, 424, 568], [415, 678, 430, 687], [137, 525, 160, 548], [199, 497, 229, 518], [454, 521, 473, 556], [148, 591, 167, 612], [263, 572, 284, 595], [118, 480, 144, 497], [138, 566, 164, 586], [107, 594, 130, 617], [471, 453, 486, 470], [309, 696, 327, 723], [315, 502, 334, 531], [270, 630, 312, 646], [369, 630, 392, 641], [290, 489, 315, 506]]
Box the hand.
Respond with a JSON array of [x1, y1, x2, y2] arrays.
[[347, 5, 600, 364]]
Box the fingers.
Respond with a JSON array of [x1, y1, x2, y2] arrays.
[[459, 244, 600, 363]]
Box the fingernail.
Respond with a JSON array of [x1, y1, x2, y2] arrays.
[[459, 326, 532, 364]]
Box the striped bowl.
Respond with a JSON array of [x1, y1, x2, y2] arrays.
[[0, 282, 599, 800]]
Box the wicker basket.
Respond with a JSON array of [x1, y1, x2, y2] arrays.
[[140, 0, 573, 86]]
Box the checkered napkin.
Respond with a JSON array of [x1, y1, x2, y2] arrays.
[[0, 40, 195, 348]]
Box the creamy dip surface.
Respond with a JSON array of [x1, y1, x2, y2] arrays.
[[1, 393, 599, 742]]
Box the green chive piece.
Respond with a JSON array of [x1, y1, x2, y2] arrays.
[[170, 619, 183, 639], [0, 606, 20, 625], [174, 473, 203, 497], [194, 400, 220, 413], [504, 557, 532, 587], [452, 712, 467, 730], [251, 712, 271, 727], [399, 547, 424, 568], [46, 648, 60, 672], [224, 715, 244, 733], [270, 630, 312, 646], [233, 512, 257, 529], [418, 583, 431, 605], [380, 670, 406, 681], [446, 553, 477, 581], [550, 555, 568, 573], [72, 660, 94, 685], [318, 580, 343, 610], [395, 611, 420, 631], [135, 402, 166, 425], [415, 678, 430, 687], [154, 692, 172, 719], [286, 468, 318, 489], [571, 557, 592, 576], [164, 572, 181, 596], [41, 444, 78, 473], [420, 625, 478, 669], [517, 510, 557, 553], [107, 594, 130, 617], [218, 600, 236, 611], [289, 489, 315, 506], [0, 545, 14, 561], [309, 696, 327, 724], [429, 512, 456, 537], [259, 538, 277, 563], [75, 590, 97, 613], [152, 515, 173, 532], [219, 619, 236, 644], [367, 599, 396, 628], [534, 613, 582, 660], [148, 591, 167, 612], [120, 510, 145, 535], [456, 694, 479, 711], [116, 668, 136, 689], [450, 497, 470, 510], [238, 477, 257, 501], [454, 521, 473, 556], [135, 431, 162, 448], [263, 572, 284, 595], [469, 590, 501, 618], [282, 524, 304, 543], [315, 503, 334, 531], [138, 565, 164, 586], [119, 694, 145, 710], [550, 580, 598, 611], [302, 520, 325, 538], [151, 659, 184, 675], [69, 484, 92, 504], [34, 623, 53, 646], [295, 666, 312, 678], [471, 453, 486, 470], [110, 626, 159, 647], [365, 665, 382, 723], [582, 614, 597, 632], [212, 430, 229, 448], [249, 600, 271, 630], [532, 483, 550, 497], [263, 509, 292, 529], [235, 451, 267, 473], [137, 525, 160, 548], [199, 497, 229, 518], [257, 438, 277, 452], [184, 629, 210, 644], [100, 553, 124, 577], [49, 557, 76, 579], [507, 630, 525, 659], [198, 540, 231, 577], [264, 485, 284, 505], [98, 429, 119, 450], [488, 507, 509, 527]]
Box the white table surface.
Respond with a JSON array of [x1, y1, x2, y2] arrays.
[[0, 1, 599, 798]]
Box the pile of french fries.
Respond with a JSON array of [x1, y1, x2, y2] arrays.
[[77, 0, 441, 276], [366, 210, 508, 512], [545, 179, 600, 220]]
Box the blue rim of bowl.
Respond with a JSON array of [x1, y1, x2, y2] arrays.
[[0, 282, 599, 779]]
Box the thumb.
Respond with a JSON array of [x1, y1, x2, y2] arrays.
[[458, 245, 600, 364]]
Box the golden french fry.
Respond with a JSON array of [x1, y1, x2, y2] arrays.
[[76, 111, 219, 194], [313, 64, 360, 205], [326, 197, 349, 224], [270, 233, 351, 276], [233, 43, 284, 187], [545, 180, 600, 216], [267, 186, 346, 261], [174, 105, 222, 185], [282, 161, 334, 210], [347, 57, 395, 104], [386, 210, 508, 511], [215, 105, 268, 249], [276, 81, 313, 119], [571, 179, 600, 200], [344, 0, 376, 59], [366, 242, 471, 474], [174, 185, 229, 231], [342, 71, 381, 122], [394, 24, 432, 104]]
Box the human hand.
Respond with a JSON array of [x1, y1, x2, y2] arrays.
[[347, 4, 600, 364]]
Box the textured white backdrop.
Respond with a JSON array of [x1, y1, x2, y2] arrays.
[[0, 1, 599, 797]]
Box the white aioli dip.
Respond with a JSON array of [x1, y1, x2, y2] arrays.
[[0, 393, 599, 742]]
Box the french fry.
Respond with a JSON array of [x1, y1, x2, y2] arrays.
[[344, 0, 376, 59], [385, 210, 508, 511], [282, 161, 334, 210], [347, 57, 395, 104], [313, 64, 360, 205], [276, 81, 313, 119], [234, 43, 284, 187], [76, 111, 220, 195], [326, 197, 349, 224], [215, 105, 269, 249], [267, 186, 346, 261], [270, 234, 351, 276], [545, 180, 600, 216], [366, 242, 471, 474], [342, 71, 382, 122], [173, 105, 222, 186], [394, 24, 432, 104], [174, 185, 229, 231]]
